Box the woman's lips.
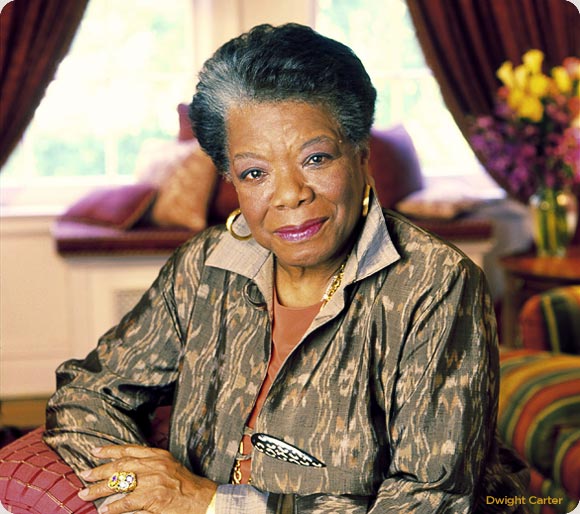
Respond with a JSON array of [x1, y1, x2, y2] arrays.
[[274, 218, 326, 242]]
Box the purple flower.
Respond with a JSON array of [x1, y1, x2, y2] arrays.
[[468, 78, 578, 201], [475, 116, 494, 129], [519, 144, 537, 158]]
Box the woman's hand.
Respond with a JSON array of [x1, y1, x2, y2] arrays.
[[78, 445, 217, 514]]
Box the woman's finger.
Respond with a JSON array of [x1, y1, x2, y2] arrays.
[[79, 467, 163, 501], [79, 485, 167, 514], [81, 451, 170, 483], [92, 444, 167, 460], [81, 459, 143, 483], [79, 470, 146, 502], [96, 491, 150, 514], [78, 480, 112, 502]]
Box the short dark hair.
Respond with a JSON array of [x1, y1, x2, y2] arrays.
[[189, 23, 376, 175]]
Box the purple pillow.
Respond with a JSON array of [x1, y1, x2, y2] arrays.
[[369, 125, 424, 208]]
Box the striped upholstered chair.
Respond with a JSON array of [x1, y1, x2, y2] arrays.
[[499, 286, 580, 514], [518, 286, 580, 355]]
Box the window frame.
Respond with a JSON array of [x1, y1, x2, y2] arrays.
[[1, 0, 196, 215], [313, 0, 490, 180]]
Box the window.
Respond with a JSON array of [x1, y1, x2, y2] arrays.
[[1, 0, 194, 191], [315, 0, 482, 177]]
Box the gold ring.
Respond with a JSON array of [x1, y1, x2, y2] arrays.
[[107, 471, 137, 493]]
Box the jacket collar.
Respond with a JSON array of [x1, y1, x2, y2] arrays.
[[205, 192, 400, 308]]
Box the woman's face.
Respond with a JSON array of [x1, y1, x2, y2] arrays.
[[226, 101, 370, 271]]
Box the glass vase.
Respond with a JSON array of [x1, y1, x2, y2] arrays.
[[529, 187, 578, 257]]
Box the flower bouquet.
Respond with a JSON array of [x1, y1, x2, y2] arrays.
[[469, 50, 580, 255]]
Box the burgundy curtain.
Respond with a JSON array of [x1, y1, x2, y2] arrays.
[[0, 0, 89, 170], [406, 0, 580, 199]]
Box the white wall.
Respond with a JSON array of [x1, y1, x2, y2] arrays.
[[0, 214, 172, 398], [0, 215, 71, 397]]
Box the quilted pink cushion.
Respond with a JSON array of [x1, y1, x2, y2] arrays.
[[0, 427, 96, 514]]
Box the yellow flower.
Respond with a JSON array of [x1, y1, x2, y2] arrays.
[[552, 66, 572, 93], [528, 74, 551, 97], [517, 95, 544, 121], [514, 64, 529, 89], [507, 88, 524, 110], [496, 61, 515, 88], [522, 49, 544, 74]]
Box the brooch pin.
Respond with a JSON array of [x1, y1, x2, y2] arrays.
[[251, 433, 326, 468]]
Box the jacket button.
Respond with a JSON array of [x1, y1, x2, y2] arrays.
[[243, 281, 267, 310]]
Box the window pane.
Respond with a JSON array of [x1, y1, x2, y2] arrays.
[[316, 0, 481, 176], [2, 0, 193, 183]]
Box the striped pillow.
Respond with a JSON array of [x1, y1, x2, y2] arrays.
[[554, 428, 580, 498], [519, 286, 580, 354], [499, 350, 580, 485]]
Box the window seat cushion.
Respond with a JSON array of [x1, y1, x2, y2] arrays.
[[52, 220, 195, 256]]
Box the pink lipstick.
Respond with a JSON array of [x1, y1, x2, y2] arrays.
[[274, 218, 326, 242]]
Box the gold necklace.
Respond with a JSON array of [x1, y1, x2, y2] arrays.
[[321, 255, 349, 307]]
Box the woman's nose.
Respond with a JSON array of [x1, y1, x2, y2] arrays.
[[271, 168, 313, 209]]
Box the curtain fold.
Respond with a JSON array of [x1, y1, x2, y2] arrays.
[[406, 0, 580, 199], [0, 0, 89, 170]]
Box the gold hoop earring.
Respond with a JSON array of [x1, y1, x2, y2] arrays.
[[361, 184, 371, 217], [226, 208, 252, 241]]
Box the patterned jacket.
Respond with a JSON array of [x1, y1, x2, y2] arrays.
[[45, 197, 528, 513]]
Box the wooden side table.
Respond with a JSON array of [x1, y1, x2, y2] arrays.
[[499, 246, 580, 345]]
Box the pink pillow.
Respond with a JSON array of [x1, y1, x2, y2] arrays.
[[135, 139, 218, 232], [176, 102, 240, 223], [151, 146, 218, 232], [59, 183, 157, 230]]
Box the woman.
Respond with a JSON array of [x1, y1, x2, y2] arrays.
[[45, 23, 528, 513]]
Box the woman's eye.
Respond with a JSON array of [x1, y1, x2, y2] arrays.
[[241, 168, 263, 180], [306, 153, 331, 166]]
